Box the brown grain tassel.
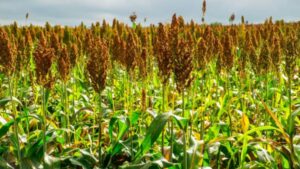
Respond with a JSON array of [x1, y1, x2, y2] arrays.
[[87, 38, 109, 93]]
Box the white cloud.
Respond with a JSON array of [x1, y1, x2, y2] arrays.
[[0, 0, 299, 26]]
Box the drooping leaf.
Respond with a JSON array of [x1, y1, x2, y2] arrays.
[[0, 97, 23, 107], [0, 120, 14, 139], [241, 113, 249, 133], [134, 113, 171, 161]]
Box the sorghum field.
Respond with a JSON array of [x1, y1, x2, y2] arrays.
[[0, 12, 300, 169]]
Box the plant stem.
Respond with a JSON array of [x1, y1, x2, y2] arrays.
[[182, 91, 187, 169], [288, 74, 295, 168], [170, 91, 175, 162], [98, 92, 103, 166], [226, 73, 232, 136], [8, 75, 22, 169], [127, 72, 134, 160], [63, 82, 70, 144], [42, 87, 47, 169], [161, 84, 165, 156]]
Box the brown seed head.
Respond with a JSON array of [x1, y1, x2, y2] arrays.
[[51, 32, 61, 58], [258, 42, 271, 74], [69, 43, 79, 67], [125, 31, 139, 72], [34, 32, 55, 89], [222, 33, 234, 71], [155, 23, 173, 85], [129, 12, 137, 23], [0, 28, 17, 75], [202, 0, 207, 18], [271, 36, 281, 72], [87, 38, 109, 93], [285, 32, 298, 76], [174, 37, 194, 93], [195, 38, 208, 69], [58, 46, 71, 82]]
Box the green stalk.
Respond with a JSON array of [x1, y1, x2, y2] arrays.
[[170, 91, 175, 162], [72, 69, 76, 122], [226, 73, 232, 136], [8, 75, 22, 169], [63, 82, 70, 144], [200, 74, 205, 140], [126, 72, 134, 160], [42, 87, 47, 169], [266, 74, 268, 103], [110, 62, 115, 112], [190, 80, 196, 143], [288, 73, 295, 168], [98, 92, 103, 166], [182, 91, 187, 169], [161, 84, 165, 156]]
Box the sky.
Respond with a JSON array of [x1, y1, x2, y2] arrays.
[[0, 0, 299, 26]]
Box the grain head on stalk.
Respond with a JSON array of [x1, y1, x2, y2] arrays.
[[141, 88, 146, 113], [125, 30, 139, 73], [170, 14, 179, 54], [174, 36, 194, 93], [15, 35, 26, 72], [34, 32, 55, 89], [222, 32, 234, 72], [215, 38, 224, 74], [25, 28, 33, 48], [195, 38, 208, 70], [111, 31, 124, 64], [271, 36, 282, 73], [138, 48, 147, 78], [51, 32, 61, 58], [87, 38, 109, 93], [249, 45, 259, 74], [155, 23, 173, 85], [25, 29, 34, 64], [285, 31, 298, 77], [58, 45, 71, 82], [69, 43, 79, 68], [258, 42, 271, 74], [0, 28, 17, 76], [85, 30, 94, 54], [202, 0, 206, 22], [129, 12, 137, 23]]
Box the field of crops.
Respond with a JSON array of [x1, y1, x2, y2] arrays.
[[0, 13, 300, 169]]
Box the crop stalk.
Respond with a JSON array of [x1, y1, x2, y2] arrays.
[[288, 73, 295, 168], [161, 84, 165, 156], [8, 75, 22, 169], [182, 91, 187, 169], [42, 87, 47, 168], [98, 92, 103, 166]]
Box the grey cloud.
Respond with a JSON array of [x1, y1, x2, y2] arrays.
[[0, 0, 299, 26]]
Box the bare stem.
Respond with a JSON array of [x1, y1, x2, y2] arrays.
[[8, 75, 22, 169]]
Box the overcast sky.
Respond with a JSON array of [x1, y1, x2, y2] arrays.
[[0, 0, 299, 26]]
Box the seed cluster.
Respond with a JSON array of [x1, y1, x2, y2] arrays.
[[0, 16, 299, 92]]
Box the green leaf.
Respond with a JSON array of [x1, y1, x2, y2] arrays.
[[0, 97, 23, 107], [0, 157, 13, 169], [69, 150, 97, 169], [130, 111, 139, 125], [172, 114, 188, 130], [134, 113, 171, 161], [240, 135, 248, 167], [44, 154, 61, 169], [187, 137, 202, 169], [121, 158, 180, 169], [287, 107, 300, 136], [109, 116, 130, 142], [0, 120, 14, 139]]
